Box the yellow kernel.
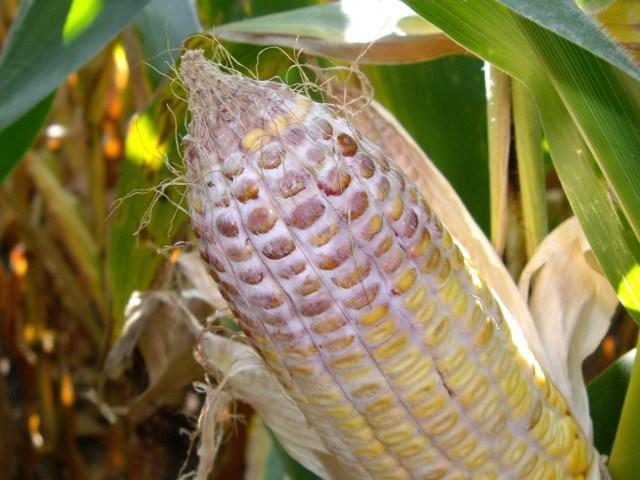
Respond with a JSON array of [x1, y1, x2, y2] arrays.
[[502, 439, 526, 466], [411, 394, 447, 418], [288, 363, 317, 377], [342, 424, 375, 444], [192, 195, 204, 214], [310, 390, 342, 406], [358, 304, 389, 326], [389, 195, 404, 221], [394, 268, 417, 294], [435, 258, 451, 284], [329, 352, 365, 370], [267, 114, 289, 134], [364, 214, 383, 240], [423, 316, 451, 347], [406, 376, 442, 406], [465, 448, 490, 469], [439, 276, 460, 305], [447, 435, 477, 459], [322, 335, 355, 352], [341, 366, 373, 382], [242, 128, 270, 151], [435, 346, 467, 374], [351, 382, 382, 399], [353, 440, 385, 458], [444, 359, 475, 391], [384, 347, 422, 378], [426, 409, 458, 436], [364, 394, 395, 414], [290, 97, 312, 122], [473, 318, 494, 347], [409, 228, 431, 258], [414, 300, 437, 326], [404, 283, 428, 311], [368, 407, 405, 429], [394, 358, 433, 388], [451, 291, 469, 317], [378, 423, 414, 445], [365, 318, 397, 345], [565, 435, 589, 474], [392, 436, 428, 458], [458, 374, 490, 406], [373, 333, 408, 360], [326, 403, 354, 419], [335, 415, 367, 431], [420, 248, 441, 273]]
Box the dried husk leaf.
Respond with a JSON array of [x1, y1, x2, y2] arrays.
[[518, 217, 618, 442], [196, 332, 350, 479], [104, 291, 205, 420]]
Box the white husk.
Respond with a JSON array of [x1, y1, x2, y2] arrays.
[[519, 217, 618, 441]]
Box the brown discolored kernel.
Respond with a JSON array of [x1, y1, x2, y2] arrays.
[[318, 245, 351, 270], [375, 236, 393, 256], [247, 207, 277, 234], [257, 146, 284, 169], [381, 248, 404, 274], [250, 291, 285, 309], [222, 156, 244, 179], [399, 209, 419, 238], [277, 170, 307, 198], [336, 132, 358, 157], [373, 177, 390, 201], [309, 223, 338, 247], [208, 254, 226, 272], [295, 276, 322, 296], [356, 153, 376, 178], [345, 283, 380, 309], [347, 191, 369, 221], [219, 281, 239, 296], [234, 178, 259, 202], [262, 236, 296, 260], [226, 243, 253, 262], [279, 260, 306, 279], [332, 261, 372, 289], [216, 215, 239, 237], [311, 315, 346, 334], [318, 168, 351, 196], [301, 294, 332, 316], [309, 117, 333, 140], [238, 268, 264, 285], [289, 197, 325, 230]]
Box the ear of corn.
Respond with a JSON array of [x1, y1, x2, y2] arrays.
[[180, 50, 591, 480]]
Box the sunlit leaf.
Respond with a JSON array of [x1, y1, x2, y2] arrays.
[[214, 1, 465, 64]]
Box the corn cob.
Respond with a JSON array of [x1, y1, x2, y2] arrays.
[[180, 50, 590, 480]]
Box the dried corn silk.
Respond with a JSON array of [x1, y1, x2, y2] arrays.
[[180, 49, 590, 480]]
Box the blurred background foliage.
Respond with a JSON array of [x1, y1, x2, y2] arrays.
[[0, 0, 638, 478]]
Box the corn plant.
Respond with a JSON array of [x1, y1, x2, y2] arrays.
[[0, 0, 638, 479]]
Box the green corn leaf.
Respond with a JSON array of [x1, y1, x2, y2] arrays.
[[0, 93, 55, 181], [400, 0, 640, 324], [0, 0, 151, 132], [588, 348, 636, 455]]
